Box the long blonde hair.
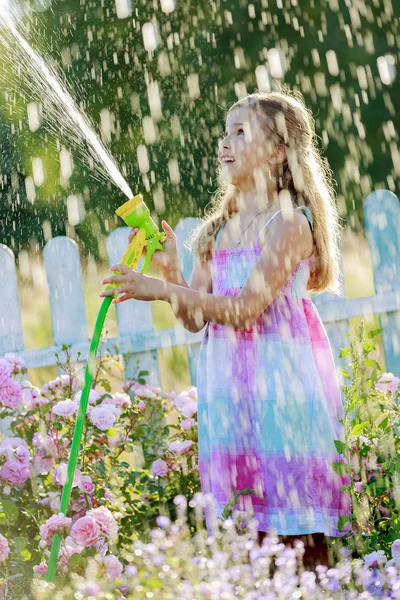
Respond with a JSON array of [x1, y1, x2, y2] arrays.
[[190, 90, 342, 294]]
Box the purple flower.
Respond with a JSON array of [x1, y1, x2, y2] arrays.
[[376, 372, 400, 394], [89, 406, 115, 431], [150, 459, 169, 477]]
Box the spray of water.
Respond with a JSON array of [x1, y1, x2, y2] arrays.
[[0, 3, 133, 199]]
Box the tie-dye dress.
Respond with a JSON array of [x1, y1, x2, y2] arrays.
[[197, 206, 351, 536]]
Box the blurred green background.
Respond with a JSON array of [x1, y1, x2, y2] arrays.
[[0, 0, 397, 385]]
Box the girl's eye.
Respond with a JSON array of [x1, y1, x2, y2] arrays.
[[237, 128, 244, 135]]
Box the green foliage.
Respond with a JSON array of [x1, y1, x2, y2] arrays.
[[333, 322, 400, 557], [1, 0, 399, 254]]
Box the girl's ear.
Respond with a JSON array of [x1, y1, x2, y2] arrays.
[[267, 145, 287, 166]]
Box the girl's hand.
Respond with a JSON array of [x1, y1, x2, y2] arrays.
[[129, 220, 179, 274], [100, 264, 166, 304]]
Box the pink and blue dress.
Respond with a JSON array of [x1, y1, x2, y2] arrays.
[[197, 206, 351, 536]]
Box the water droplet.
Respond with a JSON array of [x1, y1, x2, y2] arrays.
[[27, 103, 41, 132], [32, 157, 45, 186], [377, 55, 396, 86], [142, 22, 158, 53], [115, 0, 132, 19], [67, 195, 85, 226]]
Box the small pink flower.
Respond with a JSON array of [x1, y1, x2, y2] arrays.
[[4, 352, 25, 373], [181, 418, 196, 430], [111, 392, 131, 407], [0, 534, 10, 562], [33, 561, 48, 575], [83, 582, 100, 596], [39, 513, 72, 541], [168, 440, 194, 455], [74, 389, 101, 404], [52, 399, 78, 417], [0, 359, 12, 385], [107, 433, 121, 448], [376, 372, 400, 394], [21, 383, 43, 407], [78, 475, 95, 495], [33, 450, 54, 475], [104, 488, 114, 502], [354, 481, 363, 493], [87, 507, 118, 539], [71, 516, 100, 547], [391, 539, 400, 562], [0, 378, 22, 408], [89, 406, 115, 431], [180, 401, 197, 418], [53, 464, 82, 487], [138, 400, 146, 410], [135, 386, 156, 399], [0, 461, 30, 486], [150, 459, 169, 477], [103, 554, 123, 579], [38, 491, 61, 512]]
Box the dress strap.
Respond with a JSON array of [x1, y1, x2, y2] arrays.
[[255, 205, 314, 248], [214, 223, 226, 250]]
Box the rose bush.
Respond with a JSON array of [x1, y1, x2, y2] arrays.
[[1, 325, 400, 598], [0, 346, 199, 597]]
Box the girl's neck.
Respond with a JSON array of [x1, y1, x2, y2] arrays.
[[237, 183, 280, 217]]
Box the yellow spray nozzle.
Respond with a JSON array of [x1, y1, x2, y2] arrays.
[[113, 194, 165, 276], [115, 194, 159, 238]]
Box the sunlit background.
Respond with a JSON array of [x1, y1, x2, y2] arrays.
[[0, 0, 398, 386]]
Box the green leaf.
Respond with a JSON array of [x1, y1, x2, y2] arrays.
[[338, 348, 351, 358], [341, 369, 351, 379], [366, 328, 383, 339], [14, 537, 31, 561], [1, 497, 19, 524], [334, 440, 347, 455], [331, 462, 350, 476], [352, 422, 368, 436], [338, 515, 351, 532], [378, 416, 389, 430], [101, 380, 111, 392], [365, 359, 382, 370]]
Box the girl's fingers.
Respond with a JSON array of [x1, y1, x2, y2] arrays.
[[101, 274, 126, 285]]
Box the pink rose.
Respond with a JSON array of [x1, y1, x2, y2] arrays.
[[180, 401, 197, 418], [21, 383, 43, 407], [52, 398, 78, 417], [87, 507, 118, 539], [33, 450, 54, 475], [103, 554, 123, 579], [108, 393, 131, 407], [0, 461, 30, 486], [138, 400, 146, 410], [0, 535, 10, 562], [4, 352, 25, 372], [376, 373, 400, 394], [39, 513, 72, 541], [168, 440, 194, 455], [0, 359, 12, 385], [71, 516, 100, 547], [391, 539, 400, 562], [89, 406, 115, 431], [74, 389, 101, 404], [78, 475, 95, 494], [33, 561, 48, 575], [0, 378, 22, 408], [135, 386, 156, 400], [150, 459, 169, 477], [38, 491, 61, 512], [104, 488, 114, 502], [53, 464, 82, 487], [181, 418, 196, 430]]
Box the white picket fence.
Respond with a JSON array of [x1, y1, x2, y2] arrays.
[[0, 189, 399, 390]]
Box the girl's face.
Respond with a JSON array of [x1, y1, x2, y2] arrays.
[[218, 105, 278, 189]]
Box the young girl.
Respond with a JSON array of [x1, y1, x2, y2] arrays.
[[100, 90, 351, 568]]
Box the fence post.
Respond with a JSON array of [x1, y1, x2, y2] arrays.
[[312, 252, 350, 383], [0, 245, 24, 434], [364, 190, 400, 372], [106, 227, 160, 386], [174, 217, 202, 385], [43, 237, 88, 354], [0, 245, 24, 355]]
